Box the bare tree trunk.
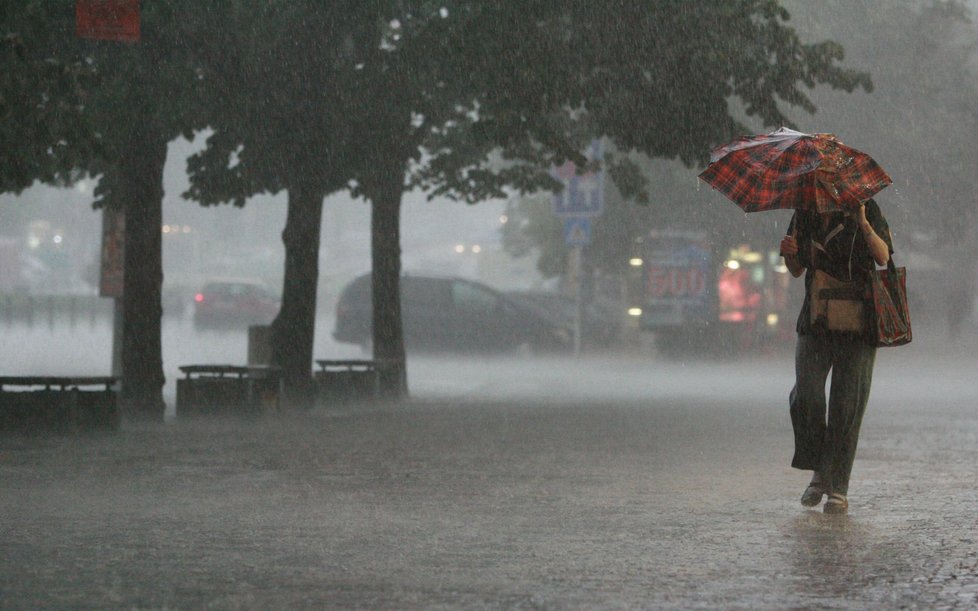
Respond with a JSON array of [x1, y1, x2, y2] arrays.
[[119, 130, 168, 420], [271, 182, 324, 407], [370, 167, 408, 400]]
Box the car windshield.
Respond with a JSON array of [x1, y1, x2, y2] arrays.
[[203, 283, 274, 298], [451, 281, 498, 315]]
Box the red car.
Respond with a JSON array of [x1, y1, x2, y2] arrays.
[[193, 281, 280, 329]]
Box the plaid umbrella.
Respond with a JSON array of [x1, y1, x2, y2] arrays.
[[698, 127, 892, 213]]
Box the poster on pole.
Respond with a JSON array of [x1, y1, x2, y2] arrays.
[[99, 207, 125, 298], [76, 0, 140, 42]]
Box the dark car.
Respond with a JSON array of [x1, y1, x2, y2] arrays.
[[333, 273, 571, 353], [193, 281, 280, 329], [505, 290, 622, 349]]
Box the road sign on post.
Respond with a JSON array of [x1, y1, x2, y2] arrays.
[[551, 139, 604, 357], [551, 139, 605, 218], [564, 217, 591, 247]]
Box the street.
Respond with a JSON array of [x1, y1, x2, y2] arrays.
[[1, 324, 977, 609]]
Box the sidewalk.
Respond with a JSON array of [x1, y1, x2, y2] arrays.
[[1, 355, 976, 610]]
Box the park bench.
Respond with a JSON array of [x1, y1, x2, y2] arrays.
[[0, 376, 120, 433], [175, 365, 283, 417], [314, 359, 386, 405]]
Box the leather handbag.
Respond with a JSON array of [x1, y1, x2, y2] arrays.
[[811, 269, 865, 333], [809, 226, 865, 333], [866, 258, 912, 347]]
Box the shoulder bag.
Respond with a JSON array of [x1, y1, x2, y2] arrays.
[[865, 257, 912, 347]]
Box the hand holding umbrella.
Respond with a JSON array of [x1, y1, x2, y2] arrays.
[[780, 234, 799, 257]]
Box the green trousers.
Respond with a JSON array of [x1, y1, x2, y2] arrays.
[[789, 332, 877, 495]]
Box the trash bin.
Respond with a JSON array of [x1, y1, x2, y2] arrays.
[[248, 325, 273, 366], [314, 360, 379, 405], [175, 365, 283, 416]]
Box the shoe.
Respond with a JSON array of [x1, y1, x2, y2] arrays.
[[800, 483, 824, 507], [823, 493, 848, 514]]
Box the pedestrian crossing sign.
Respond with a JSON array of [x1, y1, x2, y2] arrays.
[[564, 217, 591, 246]]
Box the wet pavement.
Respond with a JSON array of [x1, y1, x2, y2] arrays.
[[1, 336, 977, 609]]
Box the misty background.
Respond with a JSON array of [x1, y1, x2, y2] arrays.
[[2, 0, 976, 410]]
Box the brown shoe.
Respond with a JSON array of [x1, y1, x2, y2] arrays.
[[800, 483, 825, 507], [823, 493, 848, 514]]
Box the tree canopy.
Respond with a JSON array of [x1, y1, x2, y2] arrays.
[[0, 2, 96, 193], [5, 1, 876, 403], [414, 0, 871, 200], [427, 2, 873, 293], [2, 1, 222, 418]]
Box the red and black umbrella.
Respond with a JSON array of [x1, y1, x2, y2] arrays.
[[698, 127, 892, 213]]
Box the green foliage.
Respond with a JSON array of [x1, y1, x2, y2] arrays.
[[184, 1, 871, 245], [71, 2, 219, 209], [0, 2, 97, 192], [2, 1, 221, 203], [186, 1, 411, 206], [411, 0, 871, 209], [486, 1, 872, 277]]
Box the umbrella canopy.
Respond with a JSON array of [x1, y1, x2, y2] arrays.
[[698, 127, 892, 214]]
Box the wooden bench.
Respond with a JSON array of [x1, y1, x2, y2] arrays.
[[314, 360, 384, 405], [0, 376, 120, 433], [175, 365, 283, 416]]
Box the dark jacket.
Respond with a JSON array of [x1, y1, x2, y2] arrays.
[[784, 199, 893, 336]]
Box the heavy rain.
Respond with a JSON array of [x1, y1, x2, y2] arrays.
[[2, 1, 977, 608]]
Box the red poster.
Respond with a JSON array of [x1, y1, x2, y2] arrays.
[[77, 0, 140, 42], [99, 207, 125, 298]]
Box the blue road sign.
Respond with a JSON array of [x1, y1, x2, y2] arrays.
[[564, 217, 592, 246], [552, 139, 605, 218]]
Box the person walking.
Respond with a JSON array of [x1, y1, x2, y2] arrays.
[[779, 198, 893, 514]]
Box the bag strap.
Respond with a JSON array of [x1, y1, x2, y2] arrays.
[[887, 256, 901, 299], [811, 221, 857, 281], [873, 256, 905, 309], [846, 229, 857, 281]]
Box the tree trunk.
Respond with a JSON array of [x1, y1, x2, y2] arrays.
[[120, 130, 168, 420], [271, 182, 324, 407], [370, 167, 408, 400]]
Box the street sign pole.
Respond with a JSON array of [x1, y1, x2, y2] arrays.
[[561, 219, 590, 357], [572, 246, 583, 357], [551, 139, 605, 357]]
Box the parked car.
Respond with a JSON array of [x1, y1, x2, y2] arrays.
[[505, 290, 622, 349], [333, 273, 572, 353], [193, 280, 280, 329]]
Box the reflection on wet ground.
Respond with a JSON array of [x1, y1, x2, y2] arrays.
[[781, 513, 908, 605], [1, 319, 976, 607]]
